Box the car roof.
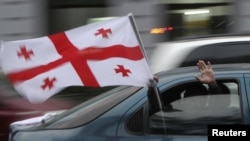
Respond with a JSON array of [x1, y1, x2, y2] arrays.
[[156, 63, 250, 78], [156, 35, 250, 47]]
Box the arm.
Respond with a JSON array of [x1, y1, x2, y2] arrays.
[[147, 76, 163, 115]]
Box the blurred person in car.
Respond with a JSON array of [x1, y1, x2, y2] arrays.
[[148, 60, 227, 115]]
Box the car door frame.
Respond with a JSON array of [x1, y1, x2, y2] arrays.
[[242, 73, 250, 124], [158, 73, 250, 124]]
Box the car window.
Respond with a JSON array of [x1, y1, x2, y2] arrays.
[[149, 80, 242, 135], [180, 41, 250, 67]]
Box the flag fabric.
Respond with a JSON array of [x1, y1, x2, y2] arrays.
[[0, 14, 154, 103]]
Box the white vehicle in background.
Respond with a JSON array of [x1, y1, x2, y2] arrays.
[[149, 34, 250, 74]]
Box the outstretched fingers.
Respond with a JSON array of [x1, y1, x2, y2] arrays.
[[207, 61, 212, 70], [197, 60, 206, 71]]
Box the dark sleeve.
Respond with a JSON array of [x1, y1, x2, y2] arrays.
[[208, 82, 228, 94]]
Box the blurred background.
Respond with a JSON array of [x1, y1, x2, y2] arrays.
[[1, 0, 249, 139], [1, 0, 249, 58], [0, 1, 249, 140]]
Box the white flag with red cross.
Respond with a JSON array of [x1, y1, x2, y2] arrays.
[[0, 14, 154, 103]]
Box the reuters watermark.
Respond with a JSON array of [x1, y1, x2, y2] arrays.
[[208, 125, 250, 140]]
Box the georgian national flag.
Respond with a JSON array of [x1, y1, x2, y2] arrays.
[[0, 14, 154, 103]]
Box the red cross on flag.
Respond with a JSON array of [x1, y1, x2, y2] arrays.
[[0, 14, 154, 103]]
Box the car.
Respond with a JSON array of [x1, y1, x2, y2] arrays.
[[0, 71, 114, 141], [9, 63, 250, 141], [149, 34, 250, 73]]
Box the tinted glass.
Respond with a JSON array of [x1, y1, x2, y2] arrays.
[[44, 86, 140, 128], [180, 41, 250, 67]]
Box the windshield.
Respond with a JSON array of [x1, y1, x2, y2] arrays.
[[42, 86, 141, 129]]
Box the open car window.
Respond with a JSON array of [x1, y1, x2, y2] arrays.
[[149, 79, 242, 135]]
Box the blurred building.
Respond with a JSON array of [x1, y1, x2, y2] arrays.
[[1, 0, 250, 50], [0, 0, 47, 41]]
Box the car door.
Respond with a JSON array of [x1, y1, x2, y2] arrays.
[[116, 76, 207, 141], [116, 97, 206, 141], [117, 74, 247, 141]]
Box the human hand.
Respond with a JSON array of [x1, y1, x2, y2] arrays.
[[195, 60, 217, 86], [153, 75, 159, 83], [148, 75, 159, 87]]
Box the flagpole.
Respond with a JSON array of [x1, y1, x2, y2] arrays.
[[128, 13, 163, 111], [127, 13, 150, 65], [154, 88, 163, 111]]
